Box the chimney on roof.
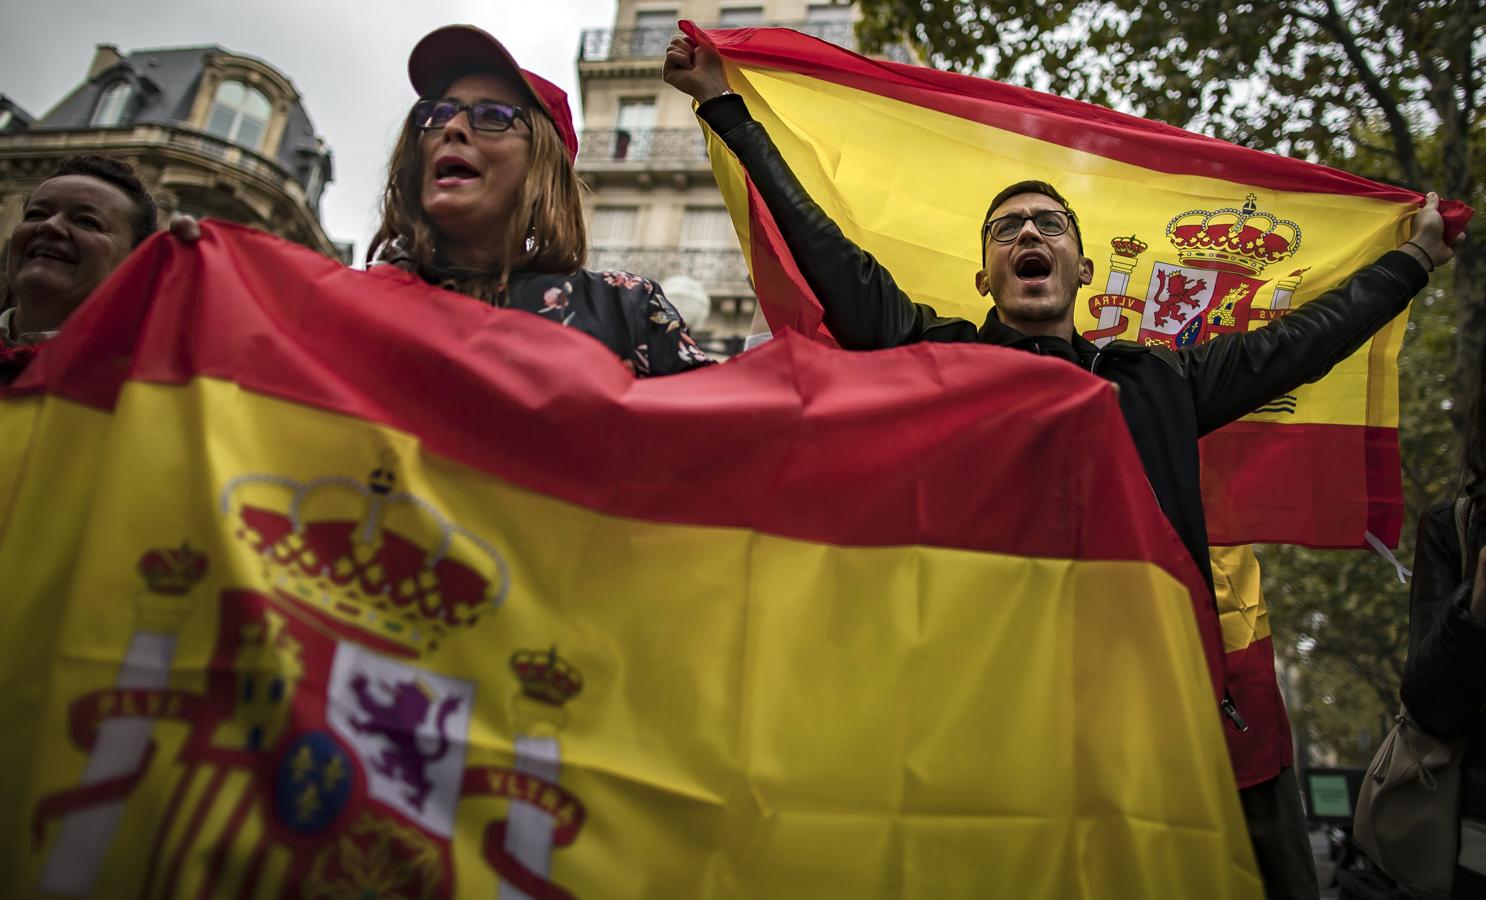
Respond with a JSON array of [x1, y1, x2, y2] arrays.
[[88, 44, 124, 80]]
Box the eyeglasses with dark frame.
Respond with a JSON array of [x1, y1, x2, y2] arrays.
[[982, 209, 1076, 245], [413, 99, 531, 133]]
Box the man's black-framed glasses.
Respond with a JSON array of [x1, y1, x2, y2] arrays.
[[414, 99, 530, 133], [982, 209, 1076, 244]]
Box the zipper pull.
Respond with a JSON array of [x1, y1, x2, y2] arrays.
[[1221, 697, 1249, 732]]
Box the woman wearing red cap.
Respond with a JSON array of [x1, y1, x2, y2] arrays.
[[173, 25, 710, 377], [366, 24, 711, 376]]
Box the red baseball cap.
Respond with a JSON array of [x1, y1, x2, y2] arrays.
[[408, 25, 579, 162]]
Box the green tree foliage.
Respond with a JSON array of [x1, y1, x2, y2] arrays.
[[857, 0, 1483, 413]]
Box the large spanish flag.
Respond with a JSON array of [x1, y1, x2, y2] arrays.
[[685, 22, 1472, 551], [0, 224, 1259, 897]]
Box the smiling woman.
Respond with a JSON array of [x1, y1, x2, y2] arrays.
[[363, 25, 711, 378], [2, 155, 158, 360]]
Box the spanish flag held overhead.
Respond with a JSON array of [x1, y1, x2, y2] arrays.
[[685, 22, 1472, 552], [0, 224, 1259, 897]]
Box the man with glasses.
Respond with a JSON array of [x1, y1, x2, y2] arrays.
[[664, 36, 1460, 900]]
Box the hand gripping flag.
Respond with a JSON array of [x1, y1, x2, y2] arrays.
[[684, 22, 1473, 552], [0, 223, 1261, 897]]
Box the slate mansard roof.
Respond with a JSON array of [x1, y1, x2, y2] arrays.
[[36, 45, 332, 192]]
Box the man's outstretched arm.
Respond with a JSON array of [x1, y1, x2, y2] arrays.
[[1179, 195, 1458, 435], [664, 37, 976, 349]]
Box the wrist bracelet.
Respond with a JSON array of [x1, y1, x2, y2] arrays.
[[1404, 239, 1437, 272]]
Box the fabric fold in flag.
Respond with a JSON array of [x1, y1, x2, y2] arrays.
[[685, 21, 1472, 550], [0, 223, 1260, 897]]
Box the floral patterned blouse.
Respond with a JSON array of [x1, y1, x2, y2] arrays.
[[371, 252, 712, 377], [515, 269, 712, 377]]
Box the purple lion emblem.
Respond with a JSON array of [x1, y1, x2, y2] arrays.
[[348, 674, 463, 812]]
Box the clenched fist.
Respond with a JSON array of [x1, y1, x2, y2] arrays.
[[1402, 192, 1464, 272], [662, 36, 731, 104]]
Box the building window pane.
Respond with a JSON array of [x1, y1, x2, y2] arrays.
[[206, 105, 236, 137], [681, 207, 736, 248], [805, 2, 853, 22], [630, 9, 677, 56], [206, 79, 272, 151], [614, 98, 657, 160], [634, 9, 677, 28], [235, 117, 264, 149], [0, 109, 13, 131], [718, 6, 763, 26], [91, 82, 134, 127], [591, 206, 639, 247]]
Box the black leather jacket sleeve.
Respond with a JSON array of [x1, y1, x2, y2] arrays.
[[697, 94, 978, 348], [1399, 501, 1486, 740], [1177, 250, 1428, 436]]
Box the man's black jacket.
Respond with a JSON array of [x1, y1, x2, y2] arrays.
[[1400, 501, 1486, 822], [699, 93, 1429, 591]]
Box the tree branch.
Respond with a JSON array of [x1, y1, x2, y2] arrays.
[[1302, 0, 1426, 186]]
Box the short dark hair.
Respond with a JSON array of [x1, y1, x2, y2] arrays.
[[983, 179, 1084, 256], [46, 155, 159, 247]]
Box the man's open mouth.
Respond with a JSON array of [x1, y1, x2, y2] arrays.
[[1014, 252, 1052, 280]]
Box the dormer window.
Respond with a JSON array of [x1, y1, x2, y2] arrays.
[[303, 158, 326, 207], [91, 81, 135, 126], [206, 80, 271, 150]]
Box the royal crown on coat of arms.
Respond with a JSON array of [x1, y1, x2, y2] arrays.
[[1165, 194, 1302, 275], [511, 646, 583, 707], [1109, 235, 1149, 259], [218, 457, 510, 658], [137, 542, 210, 595]]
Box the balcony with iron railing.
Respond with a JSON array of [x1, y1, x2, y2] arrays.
[[576, 127, 709, 166], [580, 20, 871, 62], [587, 245, 750, 286]]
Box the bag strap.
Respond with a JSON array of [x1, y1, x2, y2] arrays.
[[1455, 497, 1473, 582]]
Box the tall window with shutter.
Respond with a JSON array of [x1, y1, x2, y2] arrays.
[[591, 206, 640, 248]]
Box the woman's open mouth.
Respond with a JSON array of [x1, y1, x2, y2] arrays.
[[433, 156, 481, 187]]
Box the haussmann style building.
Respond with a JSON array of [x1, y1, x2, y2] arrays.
[[0, 43, 349, 263], [576, 0, 908, 357]]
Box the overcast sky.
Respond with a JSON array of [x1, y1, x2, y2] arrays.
[[0, 0, 619, 261]]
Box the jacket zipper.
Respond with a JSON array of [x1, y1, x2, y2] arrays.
[[1221, 696, 1249, 732]]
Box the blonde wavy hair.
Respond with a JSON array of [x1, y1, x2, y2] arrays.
[[367, 95, 587, 304]]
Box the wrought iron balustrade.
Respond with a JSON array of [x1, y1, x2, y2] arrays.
[[587, 246, 749, 285], [577, 127, 708, 164], [580, 20, 862, 62]]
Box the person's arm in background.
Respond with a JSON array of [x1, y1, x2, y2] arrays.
[[1399, 503, 1486, 739]]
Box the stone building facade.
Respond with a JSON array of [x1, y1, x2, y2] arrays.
[[575, 0, 877, 356]]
